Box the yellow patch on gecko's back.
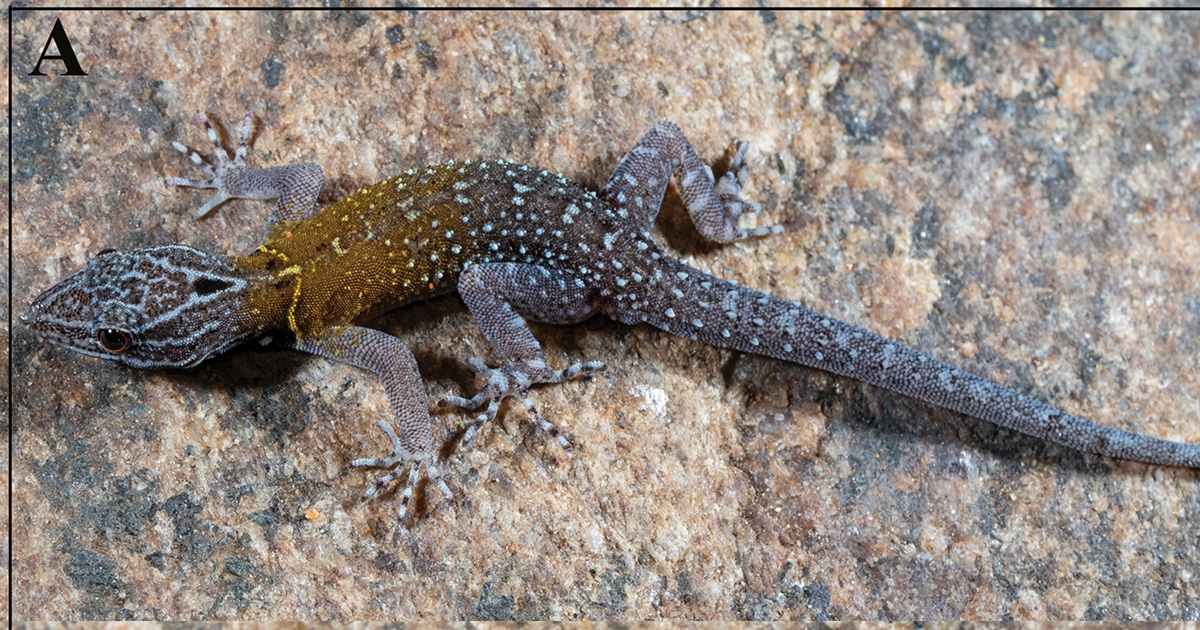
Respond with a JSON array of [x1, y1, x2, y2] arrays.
[[235, 163, 488, 338]]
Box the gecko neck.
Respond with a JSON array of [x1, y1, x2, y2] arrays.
[[136, 246, 277, 367]]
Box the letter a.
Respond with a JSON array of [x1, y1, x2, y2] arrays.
[[29, 18, 88, 76]]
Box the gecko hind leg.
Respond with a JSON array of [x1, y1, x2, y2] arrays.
[[603, 121, 782, 243], [442, 356, 605, 449], [715, 139, 783, 240], [440, 263, 606, 452]]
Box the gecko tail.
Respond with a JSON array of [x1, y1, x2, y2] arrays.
[[608, 253, 1200, 468]]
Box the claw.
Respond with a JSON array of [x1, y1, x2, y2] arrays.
[[234, 113, 252, 163]]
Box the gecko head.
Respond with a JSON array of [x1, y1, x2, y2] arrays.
[[23, 245, 254, 369]]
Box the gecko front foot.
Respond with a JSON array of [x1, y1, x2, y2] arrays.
[[166, 112, 324, 228], [350, 419, 453, 524], [439, 357, 606, 451], [165, 112, 255, 218]]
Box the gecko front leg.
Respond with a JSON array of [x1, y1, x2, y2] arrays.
[[294, 325, 452, 522], [166, 112, 324, 242]]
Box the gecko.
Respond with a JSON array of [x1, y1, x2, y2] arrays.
[[23, 113, 1200, 523]]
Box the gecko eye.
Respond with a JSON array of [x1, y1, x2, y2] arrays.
[[95, 248, 119, 257], [97, 329, 132, 353]]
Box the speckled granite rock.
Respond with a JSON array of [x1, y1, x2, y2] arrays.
[[1, 134, 10, 626], [11, 10, 1199, 621]]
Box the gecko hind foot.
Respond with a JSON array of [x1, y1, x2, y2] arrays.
[[721, 140, 783, 240], [165, 111, 254, 218], [351, 419, 453, 523], [440, 357, 606, 450]]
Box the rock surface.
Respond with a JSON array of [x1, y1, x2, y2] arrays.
[[12, 11, 1199, 620]]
